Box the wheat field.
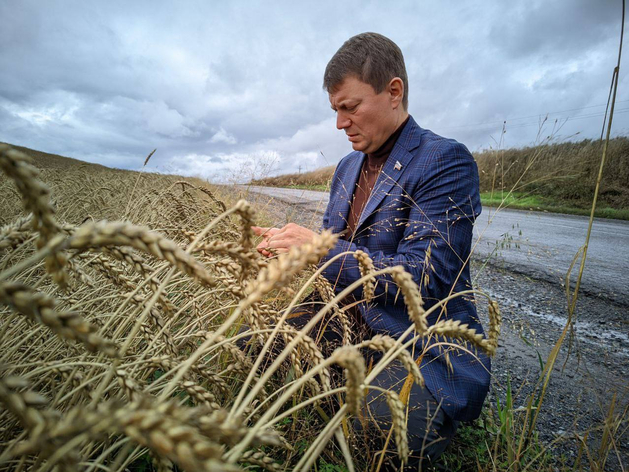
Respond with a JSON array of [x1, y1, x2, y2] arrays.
[[0, 144, 500, 471]]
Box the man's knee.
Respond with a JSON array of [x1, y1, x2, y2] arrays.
[[352, 361, 458, 468]]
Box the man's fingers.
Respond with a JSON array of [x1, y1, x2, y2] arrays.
[[252, 226, 269, 236], [256, 240, 273, 258], [252, 226, 281, 238], [265, 235, 289, 246], [265, 236, 299, 250], [256, 239, 283, 258]]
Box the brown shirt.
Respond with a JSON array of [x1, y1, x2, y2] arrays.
[[346, 116, 409, 236]]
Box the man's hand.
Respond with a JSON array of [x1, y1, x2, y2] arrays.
[[252, 223, 317, 257]]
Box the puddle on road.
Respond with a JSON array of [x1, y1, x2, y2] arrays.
[[484, 289, 629, 358]]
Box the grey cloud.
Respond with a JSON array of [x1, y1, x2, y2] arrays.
[[490, 0, 619, 59], [0, 0, 626, 181]]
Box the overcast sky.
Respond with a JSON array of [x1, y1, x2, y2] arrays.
[[0, 0, 627, 182]]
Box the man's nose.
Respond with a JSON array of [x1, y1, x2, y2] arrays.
[[336, 112, 351, 130]]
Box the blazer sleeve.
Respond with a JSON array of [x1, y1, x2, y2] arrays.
[[319, 141, 481, 305]]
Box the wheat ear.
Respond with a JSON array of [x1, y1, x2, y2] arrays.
[[391, 266, 427, 334], [0, 281, 119, 357], [234, 199, 255, 252], [0, 215, 33, 253], [240, 450, 282, 471], [313, 274, 351, 345], [20, 396, 235, 472], [102, 246, 177, 314], [385, 389, 410, 465], [67, 220, 217, 286], [242, 230, 337, 308], [111, 399, 230, 471], [0, 145, 68, 286], [354, 249, 376, 302], [363, 334, 424, 386], [486, 299, 501, 354], [332, 346, 366, 415], [0, 374, 49, 435], [426, 319, 492, 354], [0, 375, 82, 468], [0, 145, 61, 245], [196, 240, 258, 274]]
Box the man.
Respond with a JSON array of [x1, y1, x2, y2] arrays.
[[253, 32, 490, 468]]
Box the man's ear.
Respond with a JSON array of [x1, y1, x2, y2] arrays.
[[388, 77, 404, 109]]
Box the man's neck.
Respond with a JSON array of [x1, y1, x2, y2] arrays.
[[372, 110, 409, 151], [368, 113, 410, 160], [396, 111, 410, 128]]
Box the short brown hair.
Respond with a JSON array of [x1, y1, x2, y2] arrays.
[[323, 32, 409, 110]]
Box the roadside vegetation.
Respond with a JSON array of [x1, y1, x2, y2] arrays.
[[251, 137, 629, 220]]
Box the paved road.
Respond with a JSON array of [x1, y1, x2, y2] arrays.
[[472, 208, 629, 304], [239, 185, 629, 305]]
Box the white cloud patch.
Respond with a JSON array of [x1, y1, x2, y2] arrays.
[[138, 101, 193, 137], [210, 127, 237, 145], [165, 150, 282, 184]]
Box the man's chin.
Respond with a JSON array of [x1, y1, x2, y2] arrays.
[[352, 143, 378, 154]]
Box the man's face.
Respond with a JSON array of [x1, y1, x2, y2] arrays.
[[329, 75, 399, 154]]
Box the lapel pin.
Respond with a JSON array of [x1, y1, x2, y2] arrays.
[[394, 160, 402, 171]]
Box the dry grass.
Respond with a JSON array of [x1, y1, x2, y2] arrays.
[[0, 144, 500, 471], [252, 165, 336, 190], [252, 137, 629, 216], [475, 137, 629, 210]]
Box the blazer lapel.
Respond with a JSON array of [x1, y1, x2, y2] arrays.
[[331, 152, 364, 232], [355, 116, 423, 231]]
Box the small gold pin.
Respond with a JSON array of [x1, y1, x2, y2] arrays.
[[394, 160, 402, 171]]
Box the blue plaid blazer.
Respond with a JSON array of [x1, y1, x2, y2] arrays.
[[320, 115, 490, 422]]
